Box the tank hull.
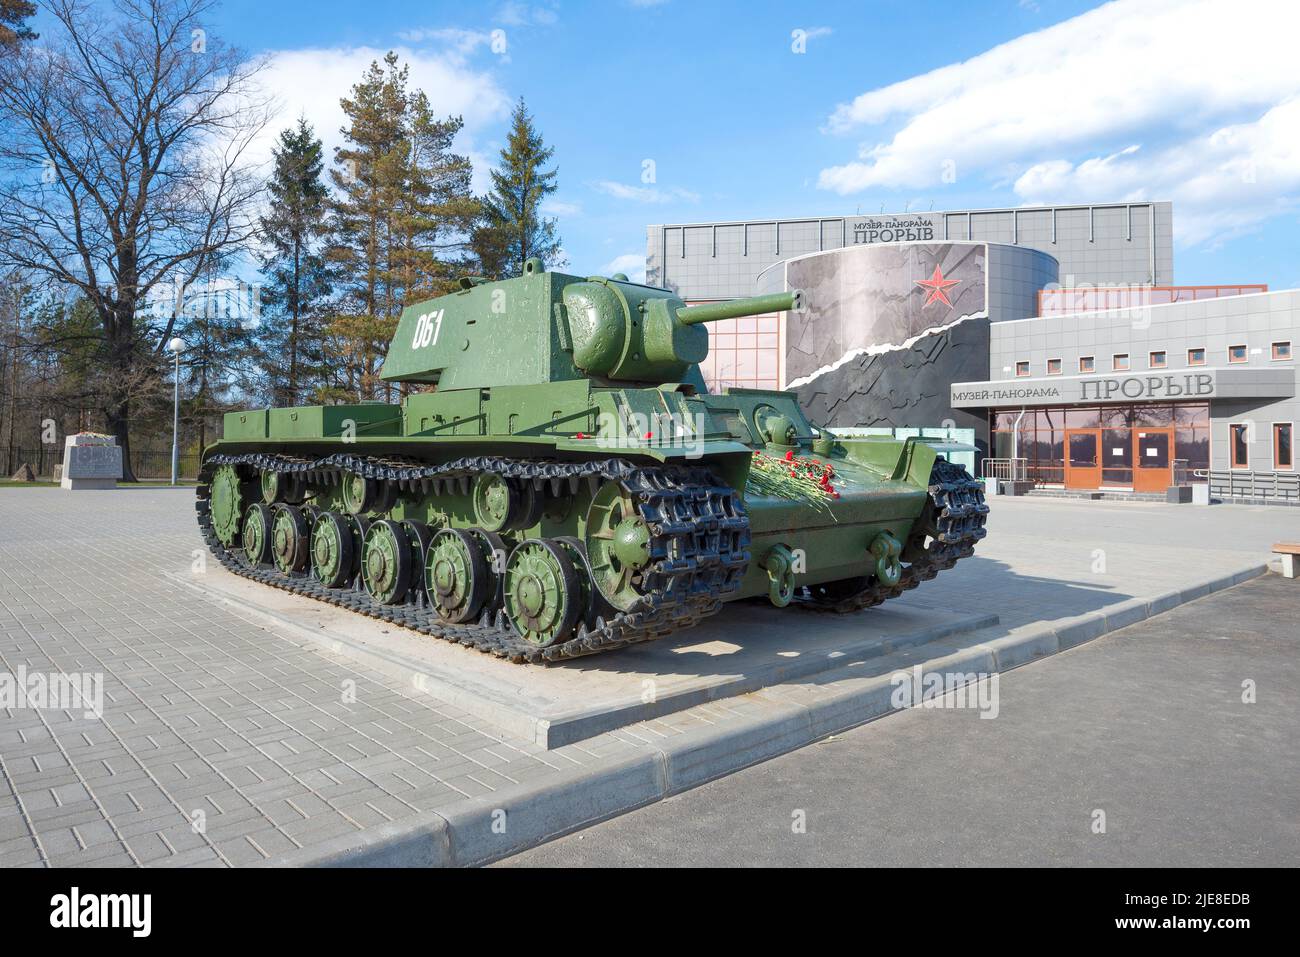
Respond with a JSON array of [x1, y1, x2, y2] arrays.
[[196, 381, 987, 662], [197, 260, 989, 662]]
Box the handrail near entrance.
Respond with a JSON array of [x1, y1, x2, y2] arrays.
[[981, 457, 1028, 482], [1197, 469, 1300, 504]]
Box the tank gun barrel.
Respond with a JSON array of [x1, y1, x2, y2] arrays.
[[674, 290, 804, 326]]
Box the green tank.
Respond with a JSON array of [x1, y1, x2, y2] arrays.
[[196, 258, 987, 662]]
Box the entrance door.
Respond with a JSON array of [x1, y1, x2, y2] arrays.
[[1064, 429, 1102, 489], [1133, 428, 1174, 492]]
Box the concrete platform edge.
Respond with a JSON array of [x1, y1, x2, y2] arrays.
[[261, 561, 1270, 868]]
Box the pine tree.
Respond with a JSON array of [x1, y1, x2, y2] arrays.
[[393, 92, 479, 301], [326, 54, 408, 400], [474, 98, 562, 279], [258, 117, 331, 406], [325, 53, 478, 400]]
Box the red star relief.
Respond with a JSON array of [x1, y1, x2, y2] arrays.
[[914, 265, 961, 308]]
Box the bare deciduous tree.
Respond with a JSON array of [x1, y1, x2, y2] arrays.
[[0, 0, 270, 477]]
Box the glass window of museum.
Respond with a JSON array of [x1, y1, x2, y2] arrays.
[[990, 320, 1296, 487], [991, 403, 1211, 487]]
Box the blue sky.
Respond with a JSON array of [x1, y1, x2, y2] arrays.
[[39, 0, 1300, 290]]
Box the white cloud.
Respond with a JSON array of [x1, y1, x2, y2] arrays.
[[816, 0, 1300, 244], [1015, 100, 1300, 245], [543, 199, 583, 217], [601, 253, 647, 283], [396, 27, 490, 53], [591, 180, 701, 204], [395, 27, 512, 63], [496, 2, 559, 27], [466, 148, 496, 198], [799, 26, 833, 42], [254, 45, 511, 178]]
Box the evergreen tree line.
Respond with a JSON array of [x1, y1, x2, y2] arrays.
[[258, 53, 563, 408], [0, 0, 562, 479]]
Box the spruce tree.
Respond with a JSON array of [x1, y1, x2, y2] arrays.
[[474, 98, 562, 279], [259, 118, 331, 405]]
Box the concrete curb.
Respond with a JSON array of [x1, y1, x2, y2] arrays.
[[260, 562, 1269, 869], [169, 567, 996, 749], [538, 609, 999, 748]]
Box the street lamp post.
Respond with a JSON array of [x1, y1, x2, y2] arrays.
[[167, 337, 186, 485]]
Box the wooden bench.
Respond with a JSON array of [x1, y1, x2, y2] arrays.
[[1273, 543, 1300, 579]]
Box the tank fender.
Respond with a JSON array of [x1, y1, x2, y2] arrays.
[[835, 436, 938, 490]]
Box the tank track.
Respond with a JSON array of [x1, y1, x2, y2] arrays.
[[195, 453, 750, 663], [796, 458, 989, 614]]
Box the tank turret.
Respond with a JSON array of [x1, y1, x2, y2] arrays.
[[378, 257, 802, 390], [563, 283, 802, 382]]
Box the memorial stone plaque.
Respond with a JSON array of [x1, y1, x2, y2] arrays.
[[60, 433, 122, 490]]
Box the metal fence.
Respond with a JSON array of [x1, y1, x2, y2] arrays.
[[2, 445, 61, 478], [1201, 469, 1300, 505], [2, 446, 199, 481], [129, 450, 200, 481]]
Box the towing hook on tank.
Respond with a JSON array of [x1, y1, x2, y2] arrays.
[[763, 544, 798, 608], [869, 532, 903, 587]]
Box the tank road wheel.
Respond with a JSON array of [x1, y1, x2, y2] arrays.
[[341, 472, 377, 516], [402, 521, 435, 561], [401, 521, 435, 598], [584, 480, 651, 611], [361, 519, 413, 605], [375, 481, 400, 514], [260, 469, 279, 504], [270, 505, 311, 574], [241, 503, 273, 565], [426, 528, 489, 623], [472, 474, 517, 533], [469, 528, 509, 608], [311, 511, 356, 588], [514, 481, 545, 531], [209, 464, 247, 547], [503, 540, 581, 648], [261, 470, 305, 505]]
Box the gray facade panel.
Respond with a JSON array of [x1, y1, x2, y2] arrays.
[[647, 202, 1172, 301]]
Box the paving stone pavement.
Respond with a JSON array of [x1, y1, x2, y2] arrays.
[[0, 487, 1290, 867], [0, 489, 646, 867]]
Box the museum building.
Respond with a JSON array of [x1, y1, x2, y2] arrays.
[[644, 202, 1298, 495]]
